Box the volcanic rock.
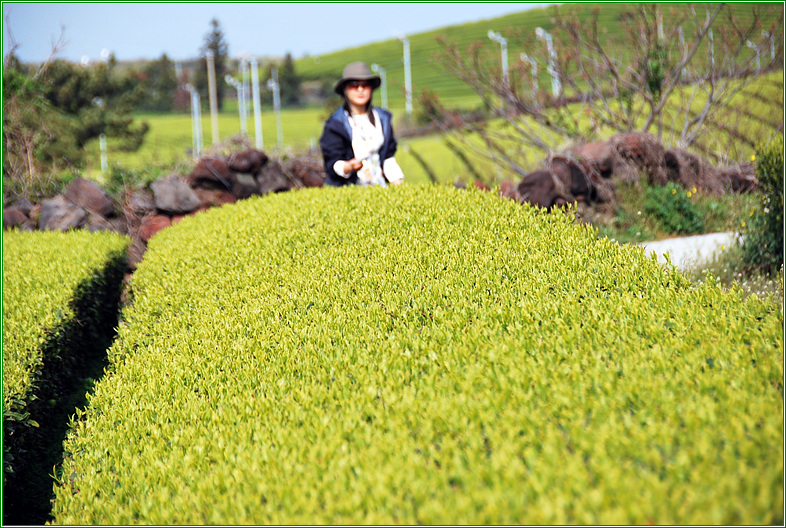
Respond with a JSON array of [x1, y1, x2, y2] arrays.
[[39, 195, 88, 231], [64, 177, 115, 217], [151, 174, 201, 214], [139, 214, 172, 243], [3, 207, 28, 229]]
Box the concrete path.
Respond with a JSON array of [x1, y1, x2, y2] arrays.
[[637, 232, 741, 272]]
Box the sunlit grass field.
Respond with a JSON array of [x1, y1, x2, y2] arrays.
[[87, 70, 782, 189], [87, 99, 483, 186]]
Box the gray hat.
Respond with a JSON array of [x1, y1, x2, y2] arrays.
[[334, 62, 381, 95]]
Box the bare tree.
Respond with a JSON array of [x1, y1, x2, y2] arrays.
[[429, 3, 783, 182], [4, 14, 67, 75], [2, 17, 68, 197]]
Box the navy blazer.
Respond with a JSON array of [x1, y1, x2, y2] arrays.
[[319, 106, 398, 187]]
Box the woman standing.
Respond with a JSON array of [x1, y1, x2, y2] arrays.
[[319, 62, 405, 187]]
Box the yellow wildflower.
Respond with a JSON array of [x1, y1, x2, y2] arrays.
[[691, 187, 697, 194], [686, 191, 692, 198], [671, 188, 677, 195], [751, 155, 756, 161]]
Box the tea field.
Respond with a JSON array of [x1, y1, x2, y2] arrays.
[[41, 185, 783, 525]]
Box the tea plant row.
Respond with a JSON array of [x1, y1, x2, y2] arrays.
[[2, 229, 128, 517], [47, 185, 782, 524], [2, 231, 129, 433]]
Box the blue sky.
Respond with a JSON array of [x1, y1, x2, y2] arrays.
[[2, 2, 551, 63]]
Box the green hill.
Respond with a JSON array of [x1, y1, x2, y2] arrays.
[[294, 3, 782, 110]]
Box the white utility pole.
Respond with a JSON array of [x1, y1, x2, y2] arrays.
[[520, 53, 538, 95], [240, 57, 250, 132], [267, 67, 283, 150], [535, 27, 560, 97], [250, 58, 263, 149], [763, 31, 775, 60], [488, 30, 509, 86], [184, 84, 203, 158], [92, 96, 108, 172], [678, 26, 686, 78], [206, 52, 220, 145], [400, 36, 412, 117], [225, 75, 247, 135], [657, 7, 664, 41], [371, 63, 388, 109], [747, 40, 761, 72], [99, 134, 107, 172]]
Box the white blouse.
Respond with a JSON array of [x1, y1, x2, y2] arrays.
[[333, 109, 404, 186]]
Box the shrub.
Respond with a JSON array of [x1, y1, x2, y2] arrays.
[[51, 185, 782, 525], [742, 135, 783, 274], [2, 59, 148, 203], [644, 181, 704, 235], [100, 164, 173, 199]]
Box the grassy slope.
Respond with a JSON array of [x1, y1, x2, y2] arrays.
[[86, 4, 782, 187], [293, 3, 778, 107]]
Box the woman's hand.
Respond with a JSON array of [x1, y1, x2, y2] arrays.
[[343, 158, 363, 174]]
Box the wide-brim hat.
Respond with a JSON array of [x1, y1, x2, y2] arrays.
[[334, 62, 381, 95]]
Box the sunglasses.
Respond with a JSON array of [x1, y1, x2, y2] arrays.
[[346, 80, 372, 89]]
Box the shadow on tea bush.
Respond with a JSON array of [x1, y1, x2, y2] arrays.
[[3, 252, 127, 526]]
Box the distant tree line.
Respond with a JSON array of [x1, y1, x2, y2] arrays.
[[3, 50, 150, 197], [138, 19, 304, 112], [2, 17, 305, 200]]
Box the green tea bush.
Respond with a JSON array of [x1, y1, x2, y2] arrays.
[[51, 185, 782, 525], [644, 181, 704, 235], [743, 135, 783, 274], [2, 230, 128, 522], [2, 230, 129, 430]]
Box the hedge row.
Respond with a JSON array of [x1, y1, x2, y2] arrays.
[[2, 230, 129, 428], [51, 185, 782, 524], [2, 230, 128, 521]]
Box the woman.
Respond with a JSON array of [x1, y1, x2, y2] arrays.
[[319, 62, 405, 187]]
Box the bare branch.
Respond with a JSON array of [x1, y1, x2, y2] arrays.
[[35, 25, 68, 79], [3, 14, 19, 67], [427, 2, 781, 182], [650, 3, 724, 122]]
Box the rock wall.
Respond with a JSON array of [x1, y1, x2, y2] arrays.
[[3, 150, 327, 271], [4, 137, 757, 272], [497, 132, 757, 209]]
